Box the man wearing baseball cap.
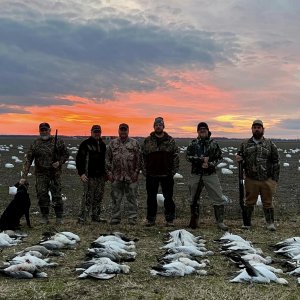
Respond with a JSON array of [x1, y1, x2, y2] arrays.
[[76, 125, 107, 224], [21, 122, 69, 225], [236, 119, 280, 231], [106, 123, 142, 225]]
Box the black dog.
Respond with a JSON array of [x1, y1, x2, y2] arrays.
[[0, 181, 31, 230]]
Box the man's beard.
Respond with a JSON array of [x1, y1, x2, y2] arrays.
[[253, 131, 263, 139], [40, 134, 50, 140]]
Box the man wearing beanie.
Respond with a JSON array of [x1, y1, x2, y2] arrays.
[[236, 120, 280, 231], [142, 117, 179, 227], [186, 122, 228, 230]]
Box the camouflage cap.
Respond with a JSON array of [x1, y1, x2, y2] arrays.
[[252, 120, 264, 127]]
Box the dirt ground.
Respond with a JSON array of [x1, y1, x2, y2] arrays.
[[0, 136, 300, 300]]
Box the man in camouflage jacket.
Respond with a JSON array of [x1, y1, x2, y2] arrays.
[[236, 120, 280, 231], [21, 122, 69, 224], [142, 117, 179, 227], [76, 125, 107, 224], [186, 122, 228, 230], [106, 123, 142, 225]]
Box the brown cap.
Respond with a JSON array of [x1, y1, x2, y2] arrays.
[[119, 123, 129, 130], [91, 125, 101, 132], [252, 120, 263, 127], [39, 122, 50, 130]]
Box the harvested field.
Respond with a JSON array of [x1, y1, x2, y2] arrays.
[[0, 137, 300, 300]]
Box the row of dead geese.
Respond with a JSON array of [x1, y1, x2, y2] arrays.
[[218, 232, 300, 285], [75, 232, 137, 279], [0, 230, 80, 279], [150, 229, 213, 277], [1, 229, 300, 284]]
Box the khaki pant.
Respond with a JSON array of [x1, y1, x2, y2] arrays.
[[111, 181, 138, 222], [245, 177, 277, 209], [189, 173, 225, 206]]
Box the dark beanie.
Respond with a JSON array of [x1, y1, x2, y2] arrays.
[[197, 122, 209, 131]]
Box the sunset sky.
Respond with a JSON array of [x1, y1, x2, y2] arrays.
[[1, 1, 300, 138]]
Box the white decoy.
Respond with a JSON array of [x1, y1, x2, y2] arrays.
[[274, 245, 300, 258]]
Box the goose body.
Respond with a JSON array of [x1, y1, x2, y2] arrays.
[[78, 258, 130, 279]]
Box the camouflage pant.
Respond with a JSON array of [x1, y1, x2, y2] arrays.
[[35, 173, 63, 217], [79, 176, 105, 221], [110, 180, 138, 222]]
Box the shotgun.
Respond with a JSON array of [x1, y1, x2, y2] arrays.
[[238, 154, 248, 225], [52, 129, 58, 164]]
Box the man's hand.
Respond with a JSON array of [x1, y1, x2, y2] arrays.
[[80, 174, 88, 182], [131, 173, 138, 183], [107, 175, 114, 183], [236, 154, 243, 162], [19, 178, 27, 185], [202, 157, 209, 169], [52, 161, 60, 168]]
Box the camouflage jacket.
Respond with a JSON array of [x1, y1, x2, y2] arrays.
[[239, 137, 280, 181], [186, 137, 222, 175], [142, 132, 179, 177], [23, 136, 69, 176], [105, 137, 143, 182]]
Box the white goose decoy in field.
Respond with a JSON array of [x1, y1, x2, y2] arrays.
[[216, 232, 248, 244]]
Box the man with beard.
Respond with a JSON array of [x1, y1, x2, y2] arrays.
[[186, 122, 228, 230], [106, 123, 142, 225], [142, 117, 179, 227], [21, 122, 69, 224], [236, 120, 280, 231], [76, 125, 107, 224]]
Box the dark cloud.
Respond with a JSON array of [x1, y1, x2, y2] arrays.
[[0, 105, 30, 114], [0, 17, 239, 106]]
